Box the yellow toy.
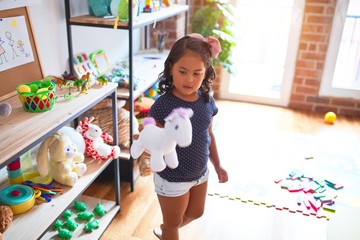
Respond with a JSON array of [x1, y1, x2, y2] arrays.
[[36, 132, 87, 187], [324, 111, 336, 124]]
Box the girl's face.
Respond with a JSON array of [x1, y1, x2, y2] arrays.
[[170, 51, 206, 101]]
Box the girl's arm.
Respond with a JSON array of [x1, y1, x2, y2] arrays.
[[208, 118, 228, 183]]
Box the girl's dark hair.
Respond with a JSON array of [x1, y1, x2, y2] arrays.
[[157, 36, 216, 102]]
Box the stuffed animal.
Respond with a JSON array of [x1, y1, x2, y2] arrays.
[[0, 205, 13, 240], [59, 126, 86, 154], [0, 102, 12, 117], [36, 132, 87, 187], [130, 108, 193, 172], [76, 117, 121, 161]]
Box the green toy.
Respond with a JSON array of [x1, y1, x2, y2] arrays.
[[52, 219, 64, 230], [73, 201, 87, 212], [84, 219, 100, 233], [62, 210, 73, 220], [65, 219, 79, 231], [94, 202, 107, 217], [77, 211, 94, 221], [57, 227, 73, 239]]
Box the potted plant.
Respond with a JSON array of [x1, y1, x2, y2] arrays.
[[192, 0, 236, 73]]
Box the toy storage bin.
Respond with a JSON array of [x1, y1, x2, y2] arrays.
[[16, 80, 56, 112]]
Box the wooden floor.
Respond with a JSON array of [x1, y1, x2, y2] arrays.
[[84, 100, 360, 240]]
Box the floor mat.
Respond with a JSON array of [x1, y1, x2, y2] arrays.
[[208, 130, 360, 220]]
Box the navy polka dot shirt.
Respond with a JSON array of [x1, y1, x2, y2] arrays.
[[149, 91, 218, 182]]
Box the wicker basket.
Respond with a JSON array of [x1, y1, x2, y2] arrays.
[[16, 81, 56, 113]]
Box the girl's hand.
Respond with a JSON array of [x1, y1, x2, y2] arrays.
[[214, 165, 228, 183]]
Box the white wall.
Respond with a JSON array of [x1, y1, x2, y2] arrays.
[[27, 0, 140, 77]]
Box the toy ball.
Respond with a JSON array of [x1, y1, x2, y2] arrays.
[[324, 111, 336, 124]]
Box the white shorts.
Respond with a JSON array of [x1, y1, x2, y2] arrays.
[[154, 169, 209, 197]]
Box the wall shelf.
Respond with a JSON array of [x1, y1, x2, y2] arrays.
[[65, 0, 188, 191], [0, 83, 120, 239]]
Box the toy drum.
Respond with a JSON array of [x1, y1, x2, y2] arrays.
[[0, 184, 41, 214]]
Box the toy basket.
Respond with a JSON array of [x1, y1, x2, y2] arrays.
[[16, 81, 56, 112]]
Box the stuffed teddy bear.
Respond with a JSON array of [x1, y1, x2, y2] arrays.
[[0, 102, 12, 117], [130, 108, 193, 172], [36, 132, 87, 187], [76, 117, 121, 161], [0, 205, 13, 240]]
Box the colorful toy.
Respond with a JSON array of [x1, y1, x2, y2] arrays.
[[72, 52, 98, 80], [77, 73, 92, 96], [89, 50, 110, 75], [73, 201, 87, 212], [77, 117, 121, 161], [143, 0, 153, 12], [130, 108, 193, 172], [144, 81, 159, 100], [84, 219, 99, 232], [97, 76, 109, 86], [36, 132, 87, 187], [94, 202, 107, 217], [0, 102, 12, 117], [324, 111, 336, 124], [6, 158, 23, 184]]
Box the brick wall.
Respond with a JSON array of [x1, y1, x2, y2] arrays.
[[290, 0, 360, 117], [158, 0, 360, 117]]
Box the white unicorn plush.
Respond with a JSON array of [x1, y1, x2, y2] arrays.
[[130, 107, 193, 172]]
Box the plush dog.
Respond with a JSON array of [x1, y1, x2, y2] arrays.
[[77, 117, 121, 161]]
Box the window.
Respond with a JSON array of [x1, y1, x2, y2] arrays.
[[320, 0, 360, 99]]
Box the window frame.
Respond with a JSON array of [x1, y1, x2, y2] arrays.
[[320, 0, 360, 100]]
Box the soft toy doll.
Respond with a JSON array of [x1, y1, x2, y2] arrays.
[[130, 108, 193, 172], [0, 102, 12, 117], [36, 132, 87, 187], [76, 117, 121, 161]]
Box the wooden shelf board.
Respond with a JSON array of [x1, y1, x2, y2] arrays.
[[40, 195, 120, 240], [69, 4, 188, 30], [0, 83, 118, 168], [3, 158, 117, 239]]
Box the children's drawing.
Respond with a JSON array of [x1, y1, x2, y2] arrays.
[[0, 16, 34, 72]]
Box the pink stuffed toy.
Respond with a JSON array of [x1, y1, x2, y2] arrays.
[[76, 117, 120, 161]]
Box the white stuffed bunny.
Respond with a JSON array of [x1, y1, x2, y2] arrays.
[[130, 108, 193, 172], [36, 132, 87, 187]]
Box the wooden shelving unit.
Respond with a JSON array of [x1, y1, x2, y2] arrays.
[[0, 83, 120, 239], [64, 0, 188, 191]]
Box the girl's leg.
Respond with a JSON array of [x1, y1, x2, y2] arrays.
[[181, 181, 208, 227], [157, 192, 190, 240]]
